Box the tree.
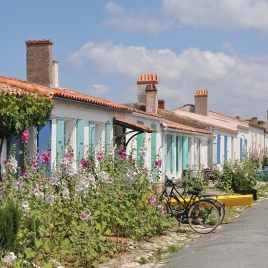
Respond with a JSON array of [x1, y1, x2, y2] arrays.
[[0, 90, 54, 174]]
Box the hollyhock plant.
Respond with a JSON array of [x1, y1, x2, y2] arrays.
[[21, 130, 29, 144], [118, 148, 127, 160], [40, 151, 51, 165], [97, 151, 105, 162]]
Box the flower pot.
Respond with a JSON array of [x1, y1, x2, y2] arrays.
[[152, 181, 165, 195]]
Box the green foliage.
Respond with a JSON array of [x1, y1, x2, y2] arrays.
[[0, 199, 23, 255], [0, 91, 54, 140], [181, 166, 208, 193], [214, 157, 258, 192], [0, 139, 170, 267]]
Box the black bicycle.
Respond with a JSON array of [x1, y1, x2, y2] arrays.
[[160, 177, 220, 234]]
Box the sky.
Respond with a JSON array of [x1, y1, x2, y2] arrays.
[[1, 0, 268, 121]]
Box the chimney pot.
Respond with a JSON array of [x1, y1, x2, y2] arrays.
[[158, 100, 165, 109], [194, 89, 208, 116], [252, 117, 258, 124]]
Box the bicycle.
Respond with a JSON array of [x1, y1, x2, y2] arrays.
[[160, 177, 220, 234]]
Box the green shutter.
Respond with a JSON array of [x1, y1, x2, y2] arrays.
[[176, 136, 180, 171], [105, 121, 111, 154], [171, 135, 175, 171], [137, 120, 144, 163], [164, 134, 168, 172], [56, 118, 65, 163], [76, 119, 84, 160], [182, 136, 188, 170], [89, 121, 95, 154]]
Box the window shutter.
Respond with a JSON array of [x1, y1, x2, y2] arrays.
[[38, 120, 52, 170], [76, 119, 84, 160], [137, 120, 144, 163], [164, 134, 168, 172], [151, 124, 157, 178], [176, 136, 180, 171], [171, 135, 175, 171], [240, 138, 243, 161], [182, 136, 188, 170], [224, 136, 228, 161]]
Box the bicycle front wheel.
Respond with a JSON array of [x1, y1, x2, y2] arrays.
[[204, 198, 226, 225], [188, 200, 220, 234]]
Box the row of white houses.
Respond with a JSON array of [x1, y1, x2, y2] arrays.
[[0, 39, 267, 181]]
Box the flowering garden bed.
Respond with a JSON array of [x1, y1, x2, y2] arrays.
[[0, 132, 171, 267]]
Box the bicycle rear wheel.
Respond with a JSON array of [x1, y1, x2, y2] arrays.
[[188, 200, 220, 234], [203, 198, 226, 225]]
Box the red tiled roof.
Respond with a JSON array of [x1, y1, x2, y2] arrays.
[[0, 75, 162, 118], [164, 119, 213, 135]]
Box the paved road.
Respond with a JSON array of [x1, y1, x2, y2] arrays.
[[163, 198, 268, 268]]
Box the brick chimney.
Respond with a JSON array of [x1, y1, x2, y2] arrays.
[[137, 74, 158, 104], [145, 83, 158, 114], [252, 117, 258, 124], [158, 100, 165, 110], [25, 39, 53, 87], [194, 89, 208, 116]]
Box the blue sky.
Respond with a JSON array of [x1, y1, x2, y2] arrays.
[[1, 0, 268, 120]]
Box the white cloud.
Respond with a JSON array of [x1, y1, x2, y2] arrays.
[[162, 0, 268, 31], [102, 2, 173, 35], [68, 41, 268, 119], [105, 2, 125, 15], [88, 84, 109, 97]]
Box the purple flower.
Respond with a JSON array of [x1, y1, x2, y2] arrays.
[[149, 194, 157, 206], [118, 149, 127, 160], [80, 158, 89, 169], [22, 130, 29, 144], [97, 151, 105, 162], [40, 151, 51, 165], [154, 159, 162, 170]]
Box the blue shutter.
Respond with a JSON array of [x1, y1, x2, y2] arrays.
[[171, 135, 175, 171], [176, 136, 180, 171], [245, 139, 248, 156], [164, 134, 168, 172], [105, 121, 111, 154], [182, 136, 188, 170], [217, 135, 221, 164], [89, 121, 96, 155], [38, 120, 52, 170], [224, 136, 228, 161], [240, 138, 243, 161], [56, 118, 65, 163], [76, 119, 84, 160]]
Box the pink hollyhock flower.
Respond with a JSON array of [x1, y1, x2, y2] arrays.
[[154, 159, 162, 170], [97, 151, 105, 162], [21, 130, 29, 144], [108, 177, 114, 184], [118, 149, 127, 160], [80, 158, 89, 169], [23, 172, 29, 179], [40, 151, 51, 165], [149, 194, 157, 206]]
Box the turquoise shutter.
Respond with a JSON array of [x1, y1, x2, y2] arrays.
[[56, 118, 65, 163], [176, 136, 180, 171], [245, 139, 248, 155], [217, 135, 221, 164], [224, 136, 227, 161], [164, 134, 168, 172], [76, 119, 84, 160], [182, 136, 188, 170], [137, 120, 144, 163], [240, 138, 243, 161], [38, 120, 52, 170], [171, 135, 175, 171], [89, 121, 96, 154], [105, 121, 111, 154]]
